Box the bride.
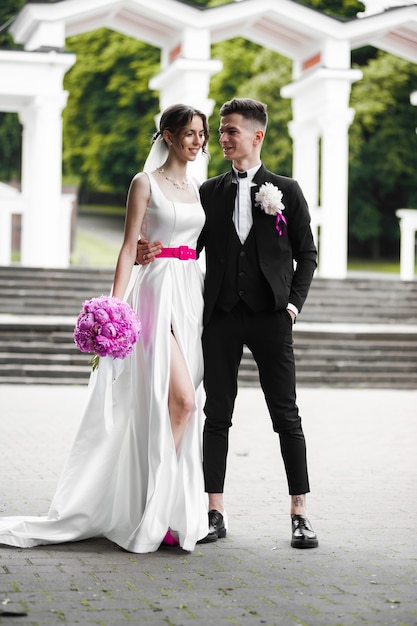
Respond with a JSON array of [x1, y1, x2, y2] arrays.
[[0, 104, 213, 553]]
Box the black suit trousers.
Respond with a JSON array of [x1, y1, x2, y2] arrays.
[[202, 302, 310, 496]]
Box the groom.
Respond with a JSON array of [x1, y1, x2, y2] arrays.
[[139, 98, 318, 549]]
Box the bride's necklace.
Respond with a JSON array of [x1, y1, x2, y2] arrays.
[[158, 168, 189, 190]]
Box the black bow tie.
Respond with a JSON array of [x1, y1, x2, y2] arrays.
[[237, 171, 247, 178]]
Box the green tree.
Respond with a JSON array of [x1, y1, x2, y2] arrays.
[[208, 38, 264, 174], [181, 0, 232, 6], [0, 0, 25, 181], [2, 0, 417, 263], [0, 0, 24, 49], [349, 52, 417, 258], [63, 28, 160, 195], [0, 0, 60, 181], [0, 112, 21, 181], [242, 50, 293, 177], [207, 41, 292, 177], [298, 0, 364, 18]]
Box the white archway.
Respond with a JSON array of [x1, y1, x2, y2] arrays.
[[2, 0, 417, 274], [0, 48, 75, 266]]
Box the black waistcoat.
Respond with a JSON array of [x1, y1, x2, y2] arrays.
[[216, 225, 274, 312]]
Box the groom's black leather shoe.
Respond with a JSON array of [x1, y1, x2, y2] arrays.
[[197, 509, 227, 544], [208, 509, 227, 538], [291, 514, 318, 549]]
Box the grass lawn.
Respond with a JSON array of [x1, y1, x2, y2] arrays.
[[78, 204, 126, 217], [70, 229, 408, 274], [70, 229, 119, 268], [347, 259, 402, 274], [71, 204, 124, 267], [70, 205, 411, 272]]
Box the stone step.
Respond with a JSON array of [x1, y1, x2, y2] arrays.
[[1, 322, 416, 387], [0, 352, 89, 366], [0, 274, 113, 315], [1, 266, 416, 387], [238, 371, 417, 389], [0, 359, 415, 387], [1, 365, 82, 382], [1, 270, 416, 322], [3, 342, 416, 367]]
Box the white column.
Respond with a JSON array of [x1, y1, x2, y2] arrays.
[[0, 48, 75, 267], [396, 209, 417, 281], [319, 104, 356, 278], [288, 120, 321, 245], [18, 91, 70, 267], [0, 211, 12, 265], [150, 28, 222, 182], [282, 66, 362, 278]]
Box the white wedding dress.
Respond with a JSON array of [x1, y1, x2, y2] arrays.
[[0, 172, 209, 553]]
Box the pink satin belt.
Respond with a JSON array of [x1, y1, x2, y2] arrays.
[[156, 245, 196, 260]]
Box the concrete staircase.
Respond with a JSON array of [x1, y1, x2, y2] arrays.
[[0, 266, 416, 388], [0, 266, 113, 385]]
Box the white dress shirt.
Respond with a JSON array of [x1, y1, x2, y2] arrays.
[[232, 163, 261, 244]]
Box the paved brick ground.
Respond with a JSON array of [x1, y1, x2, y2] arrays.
[[1, 385, 416, 625]]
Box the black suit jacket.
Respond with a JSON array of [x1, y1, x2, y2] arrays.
[[197, 164, 317, 325]]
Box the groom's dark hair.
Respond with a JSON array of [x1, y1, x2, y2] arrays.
[[219, 98, 268, 130]]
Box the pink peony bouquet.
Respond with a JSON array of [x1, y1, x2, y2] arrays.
[[73, 295, 141, 370]]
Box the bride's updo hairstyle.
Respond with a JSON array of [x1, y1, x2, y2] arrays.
[[153, 104, 210, 155]]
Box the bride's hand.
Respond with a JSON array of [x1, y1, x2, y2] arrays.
[[136, 238, 162, 265]]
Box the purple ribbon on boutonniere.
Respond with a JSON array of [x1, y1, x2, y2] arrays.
[[275, 213, 287, 236], [255, 182, 287, 237]]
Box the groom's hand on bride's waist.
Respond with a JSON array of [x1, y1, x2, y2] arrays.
[[136, 239, 162, 265]]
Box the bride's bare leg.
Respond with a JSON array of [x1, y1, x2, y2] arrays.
[[168, 334, 195, 451]]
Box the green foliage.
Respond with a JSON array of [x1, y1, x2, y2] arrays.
[[207, 40, 292, 177], [208, 38, 262, 174], [0, 0, 24, 49], [0, 112, 21, 180], [237, 50, 293, 177], [349, 52, 417, 257], [0, 1, 25, 181], [180, 0, 232, 5], [1, 0, 417, 261], [63, 28, 160, 193], [1, 0, 62, 48], [205, 0, 234, 6], [297, 0, 364, 18]]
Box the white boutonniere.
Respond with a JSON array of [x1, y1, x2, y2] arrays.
[[255, 182, 287, 236]]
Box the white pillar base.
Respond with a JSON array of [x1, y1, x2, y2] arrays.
[[396, 209, 417, 281]]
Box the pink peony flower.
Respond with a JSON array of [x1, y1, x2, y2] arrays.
[[94, 308, 110, 324], [77, 313, 95, 331], [73, 296, 141, 369]]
